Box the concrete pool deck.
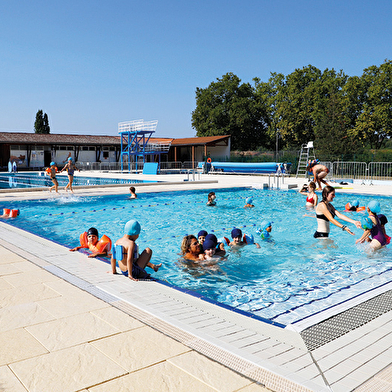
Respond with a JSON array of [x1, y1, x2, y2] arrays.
[[0, 172, 392, 391]]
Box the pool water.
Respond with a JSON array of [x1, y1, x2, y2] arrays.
[[2, 188, 392, 325], [0, 172, 155, 189]]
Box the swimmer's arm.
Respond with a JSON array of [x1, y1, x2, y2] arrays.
[[335, 211, 361, 228], [255, 242, 261, 248], [88, 251, 107, 258], [69, 246, 83, 252], [111, 256, 118, 274], [313, 194, 318, 206], [356, 229, 371, 244]]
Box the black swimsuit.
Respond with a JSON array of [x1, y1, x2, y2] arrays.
[[314, 202, 336, 238]]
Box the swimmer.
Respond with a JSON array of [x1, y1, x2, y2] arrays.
[[46, 162, 59, 193], [70, 227, 110, 258], [244, 197, 255, 208], [200, 239, 219, 261], [181, 234, 203, 261], [229, 228, 260, 248], [356, 200, 387, 250], [314, 186, 361, 239], [207, 192, 216, 206], [205, 233, 226, 256], [198, 230, 208, 245], [111, 220, 161, 280], [257, 220, 272, 239], [59, 157, 80, 193], [300, 181, 318, 208], [307, 160, 330, 190], [129, 186, 137, 199], [345, 200, 365, 212], [378, 214, 390, 244]]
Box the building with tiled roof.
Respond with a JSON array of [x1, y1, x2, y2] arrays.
[[0, 132, 230, 170]]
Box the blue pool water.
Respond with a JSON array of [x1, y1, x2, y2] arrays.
[[2, 188, 392, 325], [0, 172, 156, 189]]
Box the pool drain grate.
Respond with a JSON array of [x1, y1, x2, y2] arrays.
[[301, 289, 392, 351]]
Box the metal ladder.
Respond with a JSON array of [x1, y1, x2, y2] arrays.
[[296, 141, 316, 178]]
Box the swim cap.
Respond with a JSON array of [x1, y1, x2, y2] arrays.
[[231, 228, 242, 239], [257, 220, 272, 232], [87, 227, 99, 237], [203, 239, 216, 251], [198, 230, 208, 238], [124, 219, 141, 236], [205, 233, 217, 245], [50, 161, 55, 166], [361, 216, 373, 230], [351, 200, 359, 208], [378, 214, 388, 226], [367, 200, 381, 214], [68, 157, 73, 161], [246, 197, 253, 204]]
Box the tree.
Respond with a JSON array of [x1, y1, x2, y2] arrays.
[[348, 60, 392, 149], [34, 110, 50, 134], [191, 73, 269, 150]]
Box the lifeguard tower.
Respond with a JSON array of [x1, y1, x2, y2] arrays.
[[296, 141, 316, 178], [119, 120, 171, 173]]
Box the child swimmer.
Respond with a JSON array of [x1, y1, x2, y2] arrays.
[[111, 220, 162, 280]]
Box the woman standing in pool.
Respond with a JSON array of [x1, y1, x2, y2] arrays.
[[60, 157, 80, 193], [300, 181, 318, 208], [181, 235, 203, 261], [314, 186, 361, 238]]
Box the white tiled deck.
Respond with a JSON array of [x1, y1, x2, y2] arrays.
[[1, 172, 392, 391]]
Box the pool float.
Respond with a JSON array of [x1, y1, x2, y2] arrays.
[[361, 216, 373, 230], [46, 163, 58, 175], [2, 208, 19, 217], [345, 200, 365, 212], [256, 220, 272, 239], [79, 232, 112, 253]]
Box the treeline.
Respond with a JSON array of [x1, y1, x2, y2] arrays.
[[191, 60, 392, 161]]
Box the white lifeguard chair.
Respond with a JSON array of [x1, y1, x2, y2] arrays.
[[296, 141, 316, 178]]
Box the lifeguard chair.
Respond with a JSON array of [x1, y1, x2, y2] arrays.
[[296, 141, 316, 178]]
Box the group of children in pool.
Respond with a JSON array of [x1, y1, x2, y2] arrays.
[[45, 157, 80, 193], [301, 182, 390, 251]]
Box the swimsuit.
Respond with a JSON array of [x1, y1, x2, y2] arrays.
[[306, 195, 315, 204], [314, 201, 336, 238], [117, 243, 150, 279], [370, 216, 387, 246]]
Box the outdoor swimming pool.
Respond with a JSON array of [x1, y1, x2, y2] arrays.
[[2, 187, 392, 325], [0, 172, 156, 189]]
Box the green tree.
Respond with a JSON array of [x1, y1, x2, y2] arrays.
[[191, 73, 269, 150], [275, 65, 322, 146], [349, 60, 392, 149], [34, 110, 50, 134]]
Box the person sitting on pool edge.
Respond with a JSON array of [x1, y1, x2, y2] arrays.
[[70, 227, 111, 258], [111, 220, 162, 281], [229, 228, 260, 248]]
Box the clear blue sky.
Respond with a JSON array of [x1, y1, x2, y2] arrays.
[[1, 0, 390, 138]]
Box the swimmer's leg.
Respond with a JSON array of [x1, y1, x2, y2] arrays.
[[137, 248, 161, 271]]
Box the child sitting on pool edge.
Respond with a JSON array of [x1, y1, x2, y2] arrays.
[[111, 219, 162, 280]]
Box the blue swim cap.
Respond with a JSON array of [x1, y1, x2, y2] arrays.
[[367, 200, 381, 214], [361, 216, 373, 230], [205, 233, 217, 245], [257, 220, 271, 232], [124, 220, 141, 236], [246, 197, 253, 204], [68, 157, 73, 161], [231, 228, 242, 239], [198, 230, 208, 238], [351, 200, 359, 208], [50, 161, 55, 166], [203, 239, 216, 251]]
